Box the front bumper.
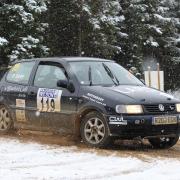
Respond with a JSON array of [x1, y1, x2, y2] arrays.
[[106, 114, 180, 139]]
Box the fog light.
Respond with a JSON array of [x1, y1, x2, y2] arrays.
[[176, 104, 180, 112]]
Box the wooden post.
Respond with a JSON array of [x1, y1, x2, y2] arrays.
[[148, 66, 151, 87], [157, 63, 160, 90]]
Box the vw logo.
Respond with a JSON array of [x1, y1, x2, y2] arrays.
[[159, 104, 165, 111]]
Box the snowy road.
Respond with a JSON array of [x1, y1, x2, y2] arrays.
[[0, 135, 180, 180]]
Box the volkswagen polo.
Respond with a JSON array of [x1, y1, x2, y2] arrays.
[[0, 57, 179, 149]]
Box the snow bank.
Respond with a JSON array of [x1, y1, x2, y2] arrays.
[[0, 137, 179, 180]]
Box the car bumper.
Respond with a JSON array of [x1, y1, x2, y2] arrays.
[[106, 114, 180, 139]]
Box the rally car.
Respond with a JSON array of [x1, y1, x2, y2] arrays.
[[0, 57, 180, 149]]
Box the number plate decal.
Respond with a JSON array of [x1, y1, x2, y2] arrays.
[[153, 116, 177, 125], [37, 88, 62, 112], [16, 110, 26, 122]]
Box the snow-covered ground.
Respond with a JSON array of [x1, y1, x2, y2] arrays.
[[0, 136, 180, 180]]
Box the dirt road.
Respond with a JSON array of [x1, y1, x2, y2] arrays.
[[4, 132, 180, 160], [0, 133, 180, 180]]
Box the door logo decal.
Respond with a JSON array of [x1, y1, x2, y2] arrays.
[[37, 88, 62, 112], [16, 99, 25, 108]]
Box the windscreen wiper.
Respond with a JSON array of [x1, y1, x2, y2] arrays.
[[102, 63, 120, 86], [88, 66, 93, 86]]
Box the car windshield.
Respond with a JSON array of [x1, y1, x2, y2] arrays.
[[69, 61, 144, 86]]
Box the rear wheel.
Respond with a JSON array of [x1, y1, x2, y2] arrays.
[[148, 135, 179, 149], [0, 106, 13, 134], [80, 111, 112, 148]]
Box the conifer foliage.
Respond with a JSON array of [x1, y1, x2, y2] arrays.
[[117, 1, 175, 68], [0, 0, 49, 64], [47, 0, 122, 59], [0, 0, 179, 90], [116, 0, 180, 90]]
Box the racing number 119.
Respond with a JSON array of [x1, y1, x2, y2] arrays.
[[40, 97, 55, 112]]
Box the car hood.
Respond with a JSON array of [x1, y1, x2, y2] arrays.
[[83, 85, 179, 105], [107, 85, 179, 104]]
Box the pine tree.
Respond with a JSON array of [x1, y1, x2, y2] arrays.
[[47, 0, 79, 56], [157, 0, 180, 90], [0, 0, 49, 64], [80, 0, 122, 58], [117, 0, 178, 89], [47, 0, 121, 59]]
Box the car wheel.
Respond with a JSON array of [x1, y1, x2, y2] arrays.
[[80, 111, 112, 148], [0, 106, 13, 134], [148, 135, 179, 149]]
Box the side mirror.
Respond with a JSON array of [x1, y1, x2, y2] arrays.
[[57, 80, 75, 93], [57, 80, 68, 89]]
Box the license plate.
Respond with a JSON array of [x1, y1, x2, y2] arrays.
[[153, 116, 177, 125]]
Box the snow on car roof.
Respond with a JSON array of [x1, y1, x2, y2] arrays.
[[13, 57, 113, 64], [61, 57, 113, 62]]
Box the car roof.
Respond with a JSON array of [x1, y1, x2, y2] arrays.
[[13, 57, 114, 64]]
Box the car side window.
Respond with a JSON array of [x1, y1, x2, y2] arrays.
[[6, 61, 35, 85], [34, 64, 67, 88]]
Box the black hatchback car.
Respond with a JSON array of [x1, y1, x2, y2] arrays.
[[0, 57, 180, 149]]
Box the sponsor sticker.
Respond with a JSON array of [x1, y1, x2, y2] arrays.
[[16, 110, 26, 122], [11, 63, 20, 72], [11, 74, 25, 81], [83, 93, 106, 106], [16, 99, 25, 108], [37, 88, 62, 112], [109, 116, 127, 125], [5, 86, 28, 93]]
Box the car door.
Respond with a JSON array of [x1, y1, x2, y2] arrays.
[[26, 61, 78, 133], [2, 61, 35, 126]]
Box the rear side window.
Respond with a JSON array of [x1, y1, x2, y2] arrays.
[[6, 61, 35, 85]]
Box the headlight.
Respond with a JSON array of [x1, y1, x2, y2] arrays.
[[176, 104, 180, 112], [116, 105, 143, 114]]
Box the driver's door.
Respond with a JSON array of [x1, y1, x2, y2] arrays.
[[26, 61, 78, 132]]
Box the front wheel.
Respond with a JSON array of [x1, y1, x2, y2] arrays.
[[148, 135, 179, 149], [80, 111, 112, 148], [0, 106, 13, 134]]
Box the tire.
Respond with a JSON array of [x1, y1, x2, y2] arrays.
[[0, 105, 13, 134], [148, 135, 179, 149], [80, 111, 112, 148]]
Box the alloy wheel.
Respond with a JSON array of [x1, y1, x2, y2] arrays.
[[0, 107, 11, 131], [84, 117, 105, 144]]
